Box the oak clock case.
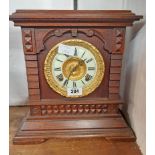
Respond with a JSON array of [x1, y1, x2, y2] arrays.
[[9, 10, 143, 144]]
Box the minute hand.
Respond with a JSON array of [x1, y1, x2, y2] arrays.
[[63, 62, 78, 87]]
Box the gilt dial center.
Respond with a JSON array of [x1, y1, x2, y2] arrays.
[[62, 57, 87, 81]]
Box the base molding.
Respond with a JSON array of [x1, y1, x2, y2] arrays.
[[13, 112, 136, 144]]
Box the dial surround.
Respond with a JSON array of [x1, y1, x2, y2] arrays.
[[44, 39, 105, 97]]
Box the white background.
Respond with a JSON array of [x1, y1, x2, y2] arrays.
[[8, 0, 146, 154]]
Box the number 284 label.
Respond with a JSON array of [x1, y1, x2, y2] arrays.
[[67, 88, 82, 96]]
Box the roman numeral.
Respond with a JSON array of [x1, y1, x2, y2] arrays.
[[81, 51, 85, 58], [63, 79, 68, 87], [88, 67, 95, 70], [73, 81, 77, 88], [64, 54, 70, 58], [74, 48, 78, 56], [56, 58, 63, 62], [81, 80, 85, 85], [83, 58, 87, 62], [54, 67, 61, 71], [85, 74, 93, 81], [86, 58, 93, 63], [56, 74, 63, 81]]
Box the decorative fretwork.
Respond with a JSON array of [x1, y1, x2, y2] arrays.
[[40, 29, 110, 54], [113, 28, 125, 53], [30, 104, 119, 116], [22, 28, 36, 54], [23, 29, 33, 52], [41, 104, 108, 115]]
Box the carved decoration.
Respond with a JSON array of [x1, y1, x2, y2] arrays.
[[23, 29, 33, 53], [41, 104, 108, 115], [114, 28, 125, 53], [71, 29, 78, 37], [85, 29, 94, 37], [30, 104, 119, 116], [109, 53, 122, 99], [30, 106, 41, 115], [40, 29, 110, 54], [54, 29, 63, 37], [25, 54, 40, 101]]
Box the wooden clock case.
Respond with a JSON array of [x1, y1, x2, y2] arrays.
[[10, 10, 142, 144]]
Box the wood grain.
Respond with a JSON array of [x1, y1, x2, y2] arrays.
[[110, 67, 121, 73], [110, 74, 121, 81], [27, 68, 38, 75], [25, 55, 37, 61], [111, 60, 122, 67], [29, 95, 40, 100], [10, 107, 142, 155], [111, 54, 123, 60], [27, 75, 39, 82], [9, 10, 143, 27], [109, 81, 120, 87], [26, 61, 38, 68], [28, 82, 39, 89]]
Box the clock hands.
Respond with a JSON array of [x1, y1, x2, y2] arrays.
[[63, 59, 84, 87], [68, 59, 83, 78], [62, 64, 76, 87], [62, 48, 88, 87]]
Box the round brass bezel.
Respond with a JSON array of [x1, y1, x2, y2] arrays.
[[44, 39, 105, 98]]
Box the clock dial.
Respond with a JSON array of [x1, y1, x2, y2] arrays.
[[44, 39, 105, 97]]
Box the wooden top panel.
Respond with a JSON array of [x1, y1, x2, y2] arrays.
[[9, 10, 143, 27]]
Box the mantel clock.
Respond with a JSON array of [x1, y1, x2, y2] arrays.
[[10, 10, 142, 144]]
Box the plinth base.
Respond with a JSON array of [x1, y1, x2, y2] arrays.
[[13, 112, 135, 145]]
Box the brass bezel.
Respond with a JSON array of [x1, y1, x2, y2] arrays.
[[44, 39, 105, 98]]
